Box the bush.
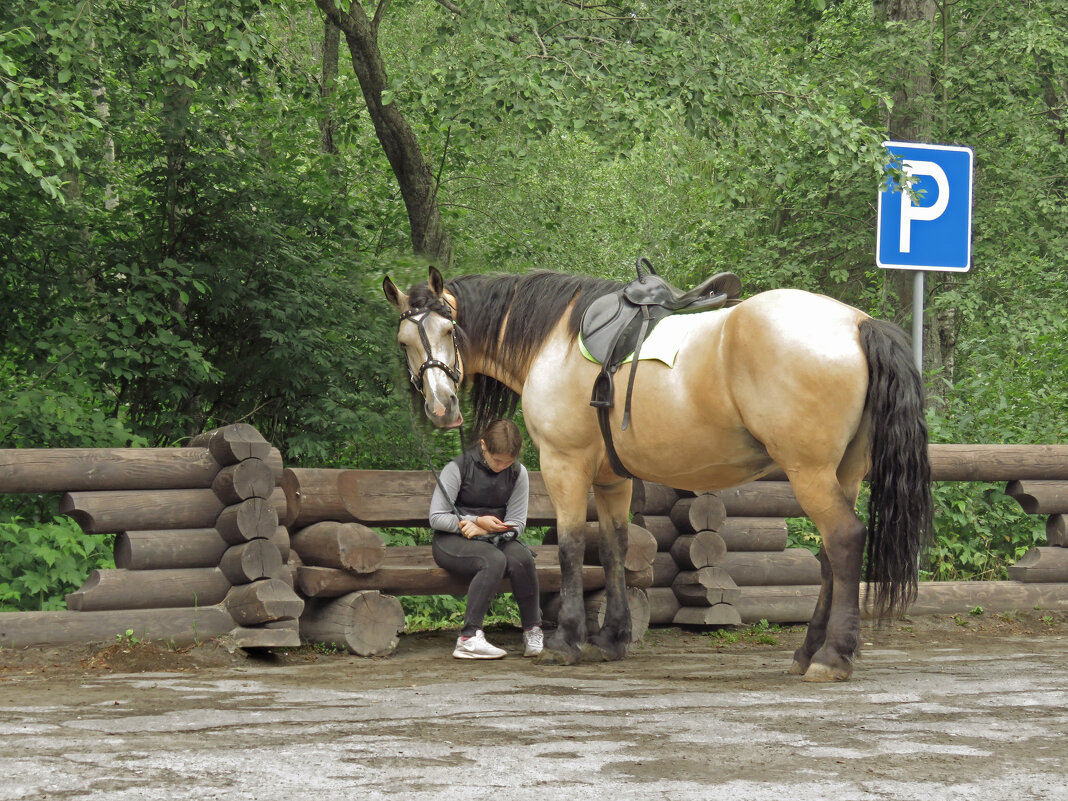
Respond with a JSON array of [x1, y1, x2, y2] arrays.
[[0, 516, 114, 611]]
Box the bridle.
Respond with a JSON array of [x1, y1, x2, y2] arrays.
[[398, 306, 462, 392]]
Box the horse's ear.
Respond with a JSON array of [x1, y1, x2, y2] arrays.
[[428, 265, 445, 298], [382, 275, 409, 312]]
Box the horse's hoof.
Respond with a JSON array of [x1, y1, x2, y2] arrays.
[[788, 660, 808, 675], [802, 662, 852, 682], [585, 637, 627, 662], [535, 648, 580, 666]]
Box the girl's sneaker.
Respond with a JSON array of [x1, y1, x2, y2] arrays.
[[453, 629, 507, 659], [522, 626, 544, 657]]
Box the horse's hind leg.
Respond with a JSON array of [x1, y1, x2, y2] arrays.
[[584, 477, 633, 662], [789, 549, 833, 676], [788, 469, 867, 682]]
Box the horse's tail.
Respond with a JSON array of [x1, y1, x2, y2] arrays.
[[859, 318, 933, 620]]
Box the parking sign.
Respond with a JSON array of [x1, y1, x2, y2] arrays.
[[877, 141, 974, 272]]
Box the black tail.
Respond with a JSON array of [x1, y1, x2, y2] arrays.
[[859, 318, 933, 619]]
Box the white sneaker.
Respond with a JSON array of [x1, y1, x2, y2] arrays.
[[522, 626, 544, 657], [453, 629, 507, 660]]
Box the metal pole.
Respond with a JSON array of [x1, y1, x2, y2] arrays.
[[912, 270, 925, 372]]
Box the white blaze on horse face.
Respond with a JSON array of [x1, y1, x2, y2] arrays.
[[397, 312, 462, 428]]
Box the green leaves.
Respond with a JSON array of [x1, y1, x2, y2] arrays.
[[0, 517, 114, 611]]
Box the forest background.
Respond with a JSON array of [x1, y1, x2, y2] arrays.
[[1, 0, 1066, 614]]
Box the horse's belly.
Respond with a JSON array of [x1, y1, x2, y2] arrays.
[[612, 364, 774, 490]]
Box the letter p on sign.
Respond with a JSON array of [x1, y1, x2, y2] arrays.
[[877, 141, 974, 273]]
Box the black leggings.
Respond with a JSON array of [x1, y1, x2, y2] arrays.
[[432, 534, 541, 637]]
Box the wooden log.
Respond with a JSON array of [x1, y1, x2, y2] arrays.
[[219, 538, 284, 585], [757, 444, 1068, 482], [300, 591, 406, 656], [114, 528, 229, 570], [651, 551, 680, 587], [669, 531, 728, 569], [272, 525, 291, 563], [188, 424, 272, 465], [281, 468, 355, 529], [1007, 547, 1068, 582], [630, 514, 680, 551], [583, 587, 651, 643], [224, 578, 305, 625], [0, 606, 236, 648], [296, 562, 607, 598], [0, 447, 221, 494], [211, 458, 276, 504], [65, 568, 231, 611], [716, 517, 790, 552], [334, 469, 567, 527], [737, 580, 1068, 624], [669, 493, 727, 534], [719, 482, 804, 517], [625, 565, 654, 589], [59, 489, 225, 534], [289, 521, 386, 573], [928, 444, 1068, 481], [230, 625, 301, 649], [905, 580, 1068, 616], [717, 549, 822, 586], [216, 497, 279, 545], [672, 604, 742, 626], [646, 586, 681, 624], [672, 566, 741, 606], [1006, 480, 1068, 515], [735, 585, 820, 624], [1048, 515, 1068, 548], [631, 480, 680, 515]]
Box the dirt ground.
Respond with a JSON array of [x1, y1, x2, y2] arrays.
[[3, 610, 1067, 800]]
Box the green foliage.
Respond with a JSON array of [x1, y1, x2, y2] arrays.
[[924, 483, 1045, 581], [0, 516, 114, 611]]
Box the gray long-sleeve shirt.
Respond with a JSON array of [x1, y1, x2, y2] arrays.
[[428, 460, 529, 538]]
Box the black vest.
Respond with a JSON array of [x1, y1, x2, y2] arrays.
[[453, 445, 520, 519]]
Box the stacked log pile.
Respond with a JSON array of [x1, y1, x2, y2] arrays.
[[1006, 479, 1068, 581], [0, 425, 303, 648], [634, 483, 822, 626]]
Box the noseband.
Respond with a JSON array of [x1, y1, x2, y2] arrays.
[[399, 306, 462, 391]]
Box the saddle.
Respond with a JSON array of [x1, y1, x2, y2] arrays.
[[581, 258, 742, 479]]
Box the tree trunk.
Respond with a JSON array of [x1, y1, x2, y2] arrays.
[[320, 16, 340, 155], [315, 1, 453, 267]]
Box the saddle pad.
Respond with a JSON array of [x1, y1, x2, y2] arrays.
[[579, 311, 713, 368]]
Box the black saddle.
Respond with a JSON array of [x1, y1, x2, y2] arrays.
[[581, 258, 741, 478]]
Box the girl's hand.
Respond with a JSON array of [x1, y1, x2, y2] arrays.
[[459, 520, 485, 539], [476, 515, 512, 533]]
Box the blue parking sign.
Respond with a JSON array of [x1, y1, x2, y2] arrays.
[[877, 141, 974, 272]]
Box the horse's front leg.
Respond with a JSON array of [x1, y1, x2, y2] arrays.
[[584, 476, 633, 662], [537, 467, 593, 666]]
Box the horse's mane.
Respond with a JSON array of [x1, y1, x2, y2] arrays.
[[446, 271, 621, 435]]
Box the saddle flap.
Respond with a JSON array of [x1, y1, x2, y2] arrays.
[[580, 292, 630, 366]]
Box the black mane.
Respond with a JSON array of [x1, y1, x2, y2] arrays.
[[446, 271, 621, 435]]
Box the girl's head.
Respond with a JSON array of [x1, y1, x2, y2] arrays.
[[480, 419, 522, 471]]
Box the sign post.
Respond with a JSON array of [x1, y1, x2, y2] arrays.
[[876, 141, 974, 371]]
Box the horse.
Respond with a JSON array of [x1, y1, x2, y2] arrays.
[[383, 266, 932, 681]]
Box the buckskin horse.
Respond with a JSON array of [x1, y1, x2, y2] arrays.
[[383, 266, 932, 681]]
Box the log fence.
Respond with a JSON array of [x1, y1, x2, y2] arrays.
[[1, 441, 1067, 652]]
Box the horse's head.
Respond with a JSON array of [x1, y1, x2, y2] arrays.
[[382, 266, 464, 429]]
